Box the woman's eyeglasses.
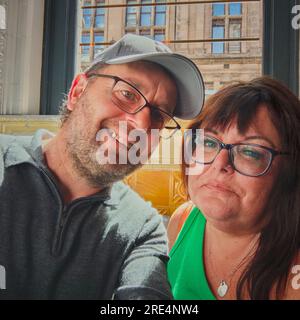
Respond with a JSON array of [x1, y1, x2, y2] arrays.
[[191, 134, 288, 177]]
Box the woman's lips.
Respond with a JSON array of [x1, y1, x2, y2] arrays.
[[204, 183, 236, 194]]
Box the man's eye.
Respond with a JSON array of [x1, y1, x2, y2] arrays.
[[120, 90, 137, 102]]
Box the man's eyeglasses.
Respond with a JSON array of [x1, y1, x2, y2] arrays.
[[192, 134, 288, 177], [86, 73, 181, 139]]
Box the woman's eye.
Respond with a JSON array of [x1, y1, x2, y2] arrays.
[[204, 139, 218, 149], [241, 148, 263, 160]]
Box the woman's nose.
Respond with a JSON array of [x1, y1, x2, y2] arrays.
[[211, 148, 234, 174]]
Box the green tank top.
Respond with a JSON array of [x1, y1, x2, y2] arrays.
[[167, 206, 216, 300]]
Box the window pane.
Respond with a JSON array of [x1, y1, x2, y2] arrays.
[[212, 25, 224, 39], [140, 14, 151, 26], [155, 0, 166, 27], [81, 33, 90, 60], [126, 1, 137, 26], [212, 24, 224, 54], [229, 20, 241, 53], [212, 4, 225, 16], [83, 9, 92, 28], [229, 3, 242, 16], [155, 13, 165, 26], [95, 15, 104, 28], [154, 32, 165, 42], [229, 21, 241, 38], [141, 0, 152, 13]]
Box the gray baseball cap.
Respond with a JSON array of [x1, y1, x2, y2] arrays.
[[85, 33, 205, 120]]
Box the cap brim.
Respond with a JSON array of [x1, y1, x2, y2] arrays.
[[106, 52, 205, 120]]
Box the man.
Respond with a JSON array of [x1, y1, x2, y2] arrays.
[[0, 34, 204, 299]]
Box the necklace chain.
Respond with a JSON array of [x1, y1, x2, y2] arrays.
[[207, 234, 259, 298]]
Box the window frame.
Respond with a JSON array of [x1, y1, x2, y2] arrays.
[[40, 0, 300, 115], [40, 0, 77, 115], [263, 0, 299, 95]]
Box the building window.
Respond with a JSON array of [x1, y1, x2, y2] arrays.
[[212, 21, 225, 54], [81, 32, 91, 62], [95, 7, 105, 28], [83, 7, 92, 28], [155, 0, 166, 26], [140, 0, 151, 27], [229, 19, 241, 53], [94, 32, 104, 56], [229, 3, 242, 16], [212, 3, 225, 16], [126, 0, 137, 26], [154, 30, 165, 41]]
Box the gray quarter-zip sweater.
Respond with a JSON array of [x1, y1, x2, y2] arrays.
[[0, 129, 172, 300]]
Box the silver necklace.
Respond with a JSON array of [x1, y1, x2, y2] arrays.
[[208, 235, 258, 298]]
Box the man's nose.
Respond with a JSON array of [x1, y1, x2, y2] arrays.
[[211, 148, 234, 174], [124, 106, 152, 132]]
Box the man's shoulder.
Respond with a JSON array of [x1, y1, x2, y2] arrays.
[[111, 181, 157, 214], [108, 181, 163, 236], [0, 133, 32, 151]]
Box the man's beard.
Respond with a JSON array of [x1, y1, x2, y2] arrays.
[[64, 100, 142, 189]]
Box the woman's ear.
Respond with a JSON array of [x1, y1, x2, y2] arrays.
[[67, 73, 88, 111]]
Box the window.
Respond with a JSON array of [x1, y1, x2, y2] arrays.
[[155, 0, 166, 26], [229, 3, 242, 16], [95, 8, 105, 28], [212, 3, 225, 16], [212, 21, 225, 54], [124, 0, 166, 44], [94, 32, 104, 56], [83, 8, 92, 28], [126, 0, 137, 26], [140, 0, 151, 27], [81, 32, 91, 62], [154, 30, 165, 42], [229, 19, 241, 53]]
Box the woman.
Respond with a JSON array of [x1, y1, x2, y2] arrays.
[[167, 77, 300, 300]]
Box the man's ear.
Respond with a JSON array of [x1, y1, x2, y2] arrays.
[[67, 73, 88, 111]]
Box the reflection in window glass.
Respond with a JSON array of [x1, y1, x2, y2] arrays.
[[212, 3, 225, 16], [229, 3, 242, 16], [140, 0, 151, 27], [229, 20, 241, 53], [212, 22, 225, 54]]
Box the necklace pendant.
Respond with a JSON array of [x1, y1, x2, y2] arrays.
[[217, 280, 228, 297]]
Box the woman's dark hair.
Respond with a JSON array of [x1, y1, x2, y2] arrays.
[[182, 76, 300, 299]]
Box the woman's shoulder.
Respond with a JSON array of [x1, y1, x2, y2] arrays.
[[167, 201, 194, 251]]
